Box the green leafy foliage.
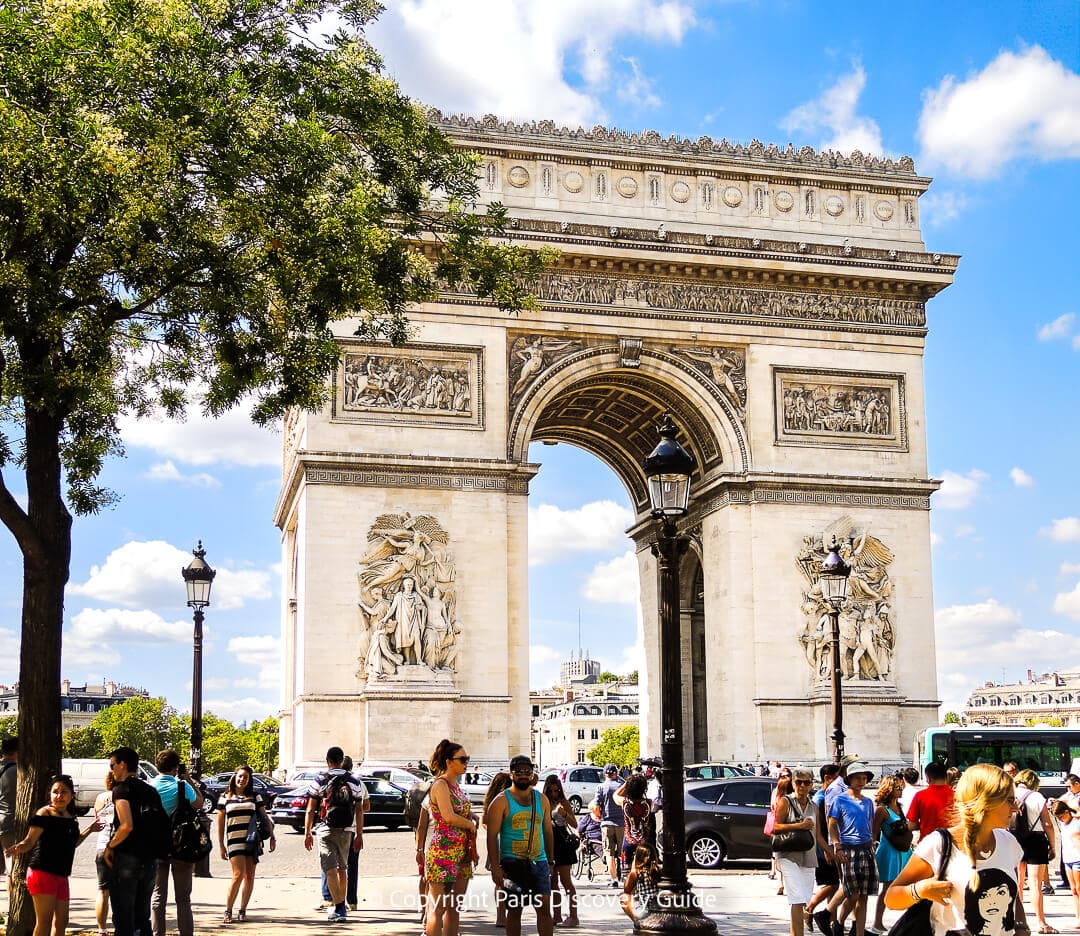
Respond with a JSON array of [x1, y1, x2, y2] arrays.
[[0, 714, 16, 739], [942, 711, 961, 724], [587, 726, 639, 768]]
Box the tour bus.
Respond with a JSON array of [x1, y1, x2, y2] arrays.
[[915, 725, 1080, 798]]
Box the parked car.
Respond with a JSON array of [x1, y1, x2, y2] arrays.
[[268, 775, 406, 831], [202, 771, 292, 808], [684, 776, 777, 869], [685, 763, 754, 781], [460, 772, 495, 805], [361, 764, 428, 788], [62, 758, 159, 815], [544, 765, 606, 812]]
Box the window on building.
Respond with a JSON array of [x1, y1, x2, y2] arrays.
[[576, 750, 586, 764], [591, 729, 599, 740], [577, 729, 585, 740]]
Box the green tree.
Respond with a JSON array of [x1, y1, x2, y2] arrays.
[[587, 726, 640, 768], [597, 672, 619, 683], [243, 717, 280, 775], [942, 712, 962, 724], [61, 725, 104, 758], [0, 715, 16, 739], [201, 714, 249, 775], [0, 1, 541, 929], [89, 697, 176, 761]]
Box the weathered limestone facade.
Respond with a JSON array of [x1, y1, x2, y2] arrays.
[[273, 115, 956, 769]]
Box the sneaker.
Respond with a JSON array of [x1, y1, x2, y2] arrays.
[[609, 879, 622, 888], [831, 922, 844, 936], [327, 908, 340, 922], [335, 910, 348, 922], [814, 912, 833, 936], [1042, 883, 1054, 895]]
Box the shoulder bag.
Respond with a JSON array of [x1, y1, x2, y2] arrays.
[[885, 828, 953, 936], [772, 794, 816, 853], [882, 808, 914, 852]]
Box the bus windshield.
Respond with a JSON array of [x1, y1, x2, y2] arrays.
[[922, 726, 1080, 781]]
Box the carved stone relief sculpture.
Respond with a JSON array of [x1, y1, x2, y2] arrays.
[[671, 344, 747, 418], [356, 513, 460, 681], [334, 343, 483, 429], [507, 334, 584, 405], [774, 368, 906, 449], [795, 516, 895, 683]]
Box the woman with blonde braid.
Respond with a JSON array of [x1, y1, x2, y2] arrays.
[[885, 763, 1023, 936]]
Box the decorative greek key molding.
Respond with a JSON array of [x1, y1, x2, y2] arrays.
[[304, 466, 531, 495], [694, 488, 932, 516]]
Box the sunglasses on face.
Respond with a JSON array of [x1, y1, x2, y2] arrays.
[[794, 779, 813, 785], [451, 756, 470, 764], [511, 767, 533, 775]]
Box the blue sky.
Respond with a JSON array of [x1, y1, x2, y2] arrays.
[[2, 0, 1078, 722]]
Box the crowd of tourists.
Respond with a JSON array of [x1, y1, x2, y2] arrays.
[[5, 733, 1080, 936], [765, 754, 1080, 936]]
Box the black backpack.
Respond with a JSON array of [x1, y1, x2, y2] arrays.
[[404, 780, 433, 830], [129, 779, 172, 861], [1012, 790, 1036, 840], [319, 773, 355, 829], [168, 778, 212, 863]]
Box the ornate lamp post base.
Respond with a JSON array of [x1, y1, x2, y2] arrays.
[[637, 885, 718, 934]]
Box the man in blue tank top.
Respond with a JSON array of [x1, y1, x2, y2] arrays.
[[486, 754, 554, 936]]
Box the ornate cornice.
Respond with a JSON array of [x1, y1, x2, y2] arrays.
[[431, 110, 923, 180]]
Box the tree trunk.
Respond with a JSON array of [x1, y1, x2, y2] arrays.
[[6, 406, 71, 936]]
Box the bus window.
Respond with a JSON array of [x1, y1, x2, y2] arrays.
[[931, 731, 950, 766], [995, 741, 1062, 776], [951, 738, 996, 770]]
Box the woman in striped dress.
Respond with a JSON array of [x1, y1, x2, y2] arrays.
[[216, 765, 275, 923]]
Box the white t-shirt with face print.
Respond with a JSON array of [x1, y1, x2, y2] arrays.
[[914, 828, 1023, 936]]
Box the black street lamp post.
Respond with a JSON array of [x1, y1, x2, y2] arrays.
[[638, 415, 716, 936], [182, 542, 216, 779], [819, 537, 851, 762]]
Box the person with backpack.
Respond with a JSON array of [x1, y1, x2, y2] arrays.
[[589, 764, 625, 886], [1014, 769, 1057, 934], [104, 746, 169, 936], [304, 746, 367, 923], [871, 775, 912, 933], [149, 749, 204, 936], [216, 764, 276, 923]]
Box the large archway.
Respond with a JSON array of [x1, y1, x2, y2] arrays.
[[274, 116, 953, 770]]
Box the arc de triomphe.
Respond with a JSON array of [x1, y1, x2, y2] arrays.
[[273, 114, 956, 769]]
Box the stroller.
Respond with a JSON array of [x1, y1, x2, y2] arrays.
[[573, 812, 606, 881]]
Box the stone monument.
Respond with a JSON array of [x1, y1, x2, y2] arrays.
[[273, 114, 955, 768]]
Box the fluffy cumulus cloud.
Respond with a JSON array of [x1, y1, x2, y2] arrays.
[[934, 469, 988, 510], [145, 460, 221, 488], [1061, 562, 1080, 576], [119, 397, 279, 468], [582, 550, 639, 605], [1042, 518, 1080, 543], [528, 643, 566, 689], [918, 46, 1080, 178], [1055, 583, 1080, 621], [1010, 467, 1035, 488], [227, 635, 281, 689], [0, 627, 20, 682], [65, 608, 193, 667], [204, 696, 278, 719], [780, 63, 886, 156], [934, 598, 1080, 671], [917, 190, 970, 227], [529, 500, 634, 566], [368, 0, 695, 126], [1038, 313, 1076, 342], [69, 540, 273, 610]]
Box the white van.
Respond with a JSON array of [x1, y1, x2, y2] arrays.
[[62, 758, 159, 814]]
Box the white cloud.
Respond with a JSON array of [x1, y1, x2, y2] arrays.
[[1042, 518, 1080, 543], [1038, 313, 1075, 342], [204, 696, 278, 720], [227, 635, 281, 689], [1061, 562, 1080, 576], [780, 63, 885, 156], [69, 540, 273, 610], [918, 190, 970, 227], [120, 398, 279, 468], [368, 0, 695, 126], [616, 57, 661, 110], [1055, 583, 1080, 621], [599, 641, 644, 678], [145, 460, 221, 489], [582, 551, 640, 605], [1073, 335, 1080, 351], [0, 627, 20, 682], [64, 608, 194, 667], [918, 46, 1080, 178], [1009, 467, 1035, 488], [930, 532, 943, 547], [529, 500, 634, 566], [934, 469, 988, 510], [529, 643, 565, 690], [955, 524, 976, 539]]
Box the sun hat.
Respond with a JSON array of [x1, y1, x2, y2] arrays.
[[844, 761, 874, 782], [838, 753, 862, 769]]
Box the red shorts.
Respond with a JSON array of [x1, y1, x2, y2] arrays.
[[26, 868, 70, 900]]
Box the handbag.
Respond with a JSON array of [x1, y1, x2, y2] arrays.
[[883, 811, 913, 852], [885, 828, 953, 936], [771, 795, 816, 853], [764, 807, 776, 836], [168, 778, 213, 863]]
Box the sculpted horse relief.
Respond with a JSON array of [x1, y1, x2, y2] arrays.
[[355, 512, 461, 680]]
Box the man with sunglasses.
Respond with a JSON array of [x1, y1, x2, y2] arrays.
[[487, 755, 554, 936]]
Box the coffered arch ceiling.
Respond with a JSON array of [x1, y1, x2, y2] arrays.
[[525, 368, 727, 513]]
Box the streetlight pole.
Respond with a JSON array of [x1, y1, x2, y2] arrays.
[[819, 537, 851, 763], [182, 542, 216, 779], [639, 416, 716, 936]]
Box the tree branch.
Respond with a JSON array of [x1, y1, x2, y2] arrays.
[[0, 467, 44, 565]]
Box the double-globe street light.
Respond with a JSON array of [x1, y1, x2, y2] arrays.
[[638, 415, 716, 936], [182, 542, 216, 779], [819, 538, 851, 762]]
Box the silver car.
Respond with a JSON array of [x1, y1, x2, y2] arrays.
[[543, 765, 606, 812]]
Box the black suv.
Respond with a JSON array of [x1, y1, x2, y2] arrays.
[[684, 776, 778, 869]]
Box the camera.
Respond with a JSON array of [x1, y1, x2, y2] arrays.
[[638, 756, 663, 770]]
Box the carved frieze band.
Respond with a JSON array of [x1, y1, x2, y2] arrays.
[[304, 467, 530, 495], [447, 270, 925, 329], [332, 340, 484, 430], [774, 367, 907, 451], [693, 489, 931, 517]]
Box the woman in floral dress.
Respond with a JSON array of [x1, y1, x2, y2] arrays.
[[425, 739, 478, 936]]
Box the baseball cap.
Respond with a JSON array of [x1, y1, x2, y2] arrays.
[[509, 754, 533, 773], [604, 763, 618, 774]]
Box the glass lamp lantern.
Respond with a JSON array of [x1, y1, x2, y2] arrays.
[[819, 537, 851, 609], [182, 541, 216, 609], [642, 415, 696, 519]]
